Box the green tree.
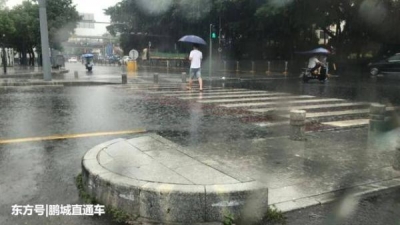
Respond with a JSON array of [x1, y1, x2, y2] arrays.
[[8, 1, 38, 65], [0, 0, 7, 9], [6, 0, 80, 65], [105, 0, 215, 55], [46, 0, 81, 51], [105, 0, 400, 61], [0, 9, 15, 38]]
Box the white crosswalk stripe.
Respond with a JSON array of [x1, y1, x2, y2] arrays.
[[198, 95, 315, 104], [321, 119, 370, 128], [164, 90, 268, 97], [219, 98, 344, 108], [180, 92, 288, 100], [248, 102, 368, 113], [123, 85, 398, 130], [280, 109, 370, 119], [146, 88, 245, 94]]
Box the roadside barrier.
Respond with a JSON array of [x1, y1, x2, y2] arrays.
[[394, 145, 400, 170], [283, 61, 288, 76], [266, 61, 271, 74], [290, 110, 306, 141], [181, 72, 186, 83], [369, 103, 386, 133], [368, 103, 386, 152], [153, 73, 159, 83], [121, 74, 127, 84], [127, 61, 137, 72]]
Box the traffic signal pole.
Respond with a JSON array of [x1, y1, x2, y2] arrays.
[[209, 24, 212, 81]]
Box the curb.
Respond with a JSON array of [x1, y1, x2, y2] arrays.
[[0, 80, 118, 87], [273, 178, 400, 213], [81, 134, 269, 224], [0, 69, 69, 79]]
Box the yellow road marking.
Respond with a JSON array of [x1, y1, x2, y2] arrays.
[[0, 129, 147, 144]]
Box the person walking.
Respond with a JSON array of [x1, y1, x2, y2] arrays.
[[187, 44, 203, 91]]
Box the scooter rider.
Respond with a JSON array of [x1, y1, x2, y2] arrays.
[[308, 54, 322, 75]]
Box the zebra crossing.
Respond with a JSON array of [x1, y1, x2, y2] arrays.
[[118, 83, 399, 130]]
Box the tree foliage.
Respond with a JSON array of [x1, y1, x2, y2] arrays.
[[105, 0, 400, 60], [0, 0, 7, 9], [0, 0, 80, 65]]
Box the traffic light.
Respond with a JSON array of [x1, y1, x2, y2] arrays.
[[211, 25, 217, 39]]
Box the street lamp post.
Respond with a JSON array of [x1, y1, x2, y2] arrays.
[[38, 0, 52, 81]]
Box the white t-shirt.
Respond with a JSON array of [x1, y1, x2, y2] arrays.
[[308, 56, 321, 68], [189, 49, 202, 69]]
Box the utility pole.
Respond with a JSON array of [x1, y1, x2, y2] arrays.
[[39, 0, 52, 81], [209, 24, 212, 80]]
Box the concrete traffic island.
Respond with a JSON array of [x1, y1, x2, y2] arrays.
[[81, 133, 268, 224]]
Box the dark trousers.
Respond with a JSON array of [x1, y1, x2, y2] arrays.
[[309, 64, 321, 74]]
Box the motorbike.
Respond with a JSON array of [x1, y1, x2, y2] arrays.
[[82, 54, 94, 72], [296, 47, 331, 83], [301, 64, 327, 83]]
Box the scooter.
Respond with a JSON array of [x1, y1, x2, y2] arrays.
[[301, 65, 327, 83], [85, 61, 93, 72], [82, 53, 94, 72]]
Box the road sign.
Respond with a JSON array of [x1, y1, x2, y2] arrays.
[[129, 49, 139, 60]]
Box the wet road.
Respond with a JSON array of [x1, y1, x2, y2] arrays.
[[1, 64, 400, 224]]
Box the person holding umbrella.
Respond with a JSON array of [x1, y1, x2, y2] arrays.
[[187, 44, 203, 91], [178, 35, 206, 91], [308, 54, 322, 75]]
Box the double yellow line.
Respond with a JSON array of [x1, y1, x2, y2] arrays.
[[0, 129, 147, 144]]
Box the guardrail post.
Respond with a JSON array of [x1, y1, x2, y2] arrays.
[[224, 61, 227, 72], [369, 103, 386, 133], [368, 103, 386, 151], [283, 61, 288, 76], [394, 144, 400, 170], [266, 61, 270, 75], [181, 72, 187, 83], [290, 110, 306, 141], [121, 74, 127, 84], [153, 73, 159, 84], [236, 61, 239, 73], [167, 60, 170, 70], [251, 61, 255, 73]]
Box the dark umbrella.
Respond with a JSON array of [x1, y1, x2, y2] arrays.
[[296, 47, 331, 54], [178, 35, 207, 45]]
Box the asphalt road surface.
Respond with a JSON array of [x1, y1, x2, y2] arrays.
[[1, 64, 400, 224]]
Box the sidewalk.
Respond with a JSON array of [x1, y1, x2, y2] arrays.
[[82, 123, 400, 223]]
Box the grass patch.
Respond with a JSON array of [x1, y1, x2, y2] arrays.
[[75, 173, 138, 224], [223, 213, 235, 225], [264, 205, 286, 225]]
